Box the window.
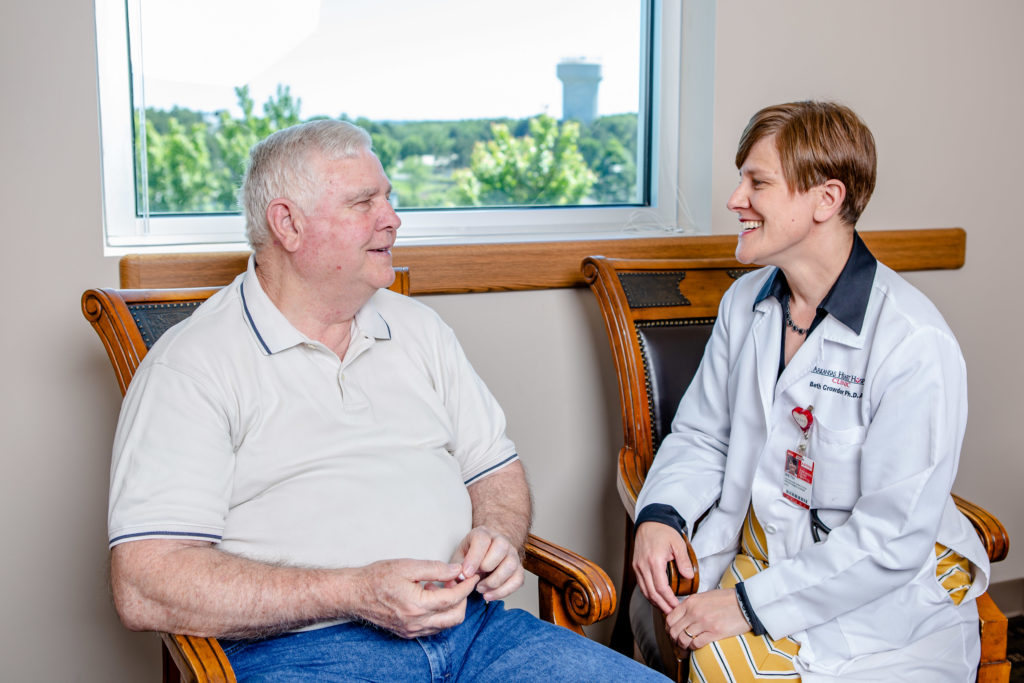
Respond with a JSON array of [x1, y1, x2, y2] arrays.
[[96, 0, 682, 250]]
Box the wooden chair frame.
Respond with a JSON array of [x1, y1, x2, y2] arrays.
[[83, 267, 616, 683], [583, 255, 1011, 682]]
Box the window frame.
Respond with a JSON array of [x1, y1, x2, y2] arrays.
[[95, 0, 683, 253]]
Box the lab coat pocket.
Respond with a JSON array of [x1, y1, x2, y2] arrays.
[[809, 421, 866, 512]]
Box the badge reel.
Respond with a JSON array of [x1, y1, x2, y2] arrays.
[[782, 405, 831, 542], [782, 405, 814, 510]]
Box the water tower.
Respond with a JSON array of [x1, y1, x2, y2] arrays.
[[557, 59, 602, 124]]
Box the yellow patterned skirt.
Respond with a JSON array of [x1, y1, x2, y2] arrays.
[[687, 508, 972, 683]]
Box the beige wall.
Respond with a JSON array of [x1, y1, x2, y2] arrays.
[[2, 1, 1021, 679]]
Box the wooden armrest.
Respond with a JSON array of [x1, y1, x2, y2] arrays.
[[617, 447, 645, 518], [953, 494, 1009, 563], [161, 632, 236, 683], [977, 591, 1011, 682], [524, 533, 616, 634], [665, 532, 700, 598]]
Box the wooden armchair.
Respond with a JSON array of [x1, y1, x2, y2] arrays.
[[83, 266, 615, 683], [582, 255, 1011, 683]]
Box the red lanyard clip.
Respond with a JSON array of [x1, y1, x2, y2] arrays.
[[791, 405, 814, 434]]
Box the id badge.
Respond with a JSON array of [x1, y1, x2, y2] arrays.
[[782, 449, 814, 509]]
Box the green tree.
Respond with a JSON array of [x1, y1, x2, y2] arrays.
[[371, 132, 401, 175], [588, 137, 637, 203], [400, 134, 427, 159], [447, 119, 503, 167], [141, 85, 304, 213], [142, 116, 222, 212], [211, 85, 302, 208], [451, 115, 595, 206], [577, 113, 639, 203], [144, 105, 206, 135], [392, 155, 434, 208], [138, 89, 637, 215]]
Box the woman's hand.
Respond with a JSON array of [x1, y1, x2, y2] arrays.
[[665, 588, 750, 650], [632, 521, 694, 615]]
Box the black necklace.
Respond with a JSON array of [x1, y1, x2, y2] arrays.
[[783, 294, 809, 336]]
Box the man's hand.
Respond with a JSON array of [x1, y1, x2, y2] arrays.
[[352, 558, 481, 638], [632, 521, 694, 615], [450, 526, 524, 602], [664, 588, 749, 650], [462, 461, 531, 602]]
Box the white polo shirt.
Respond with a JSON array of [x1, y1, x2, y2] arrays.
[[108, 258, 519, 571]]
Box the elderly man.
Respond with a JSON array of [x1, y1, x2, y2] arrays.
[[108, 120, 665, 682]]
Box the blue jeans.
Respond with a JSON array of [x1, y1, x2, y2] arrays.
[[222, 594, 668, 682]]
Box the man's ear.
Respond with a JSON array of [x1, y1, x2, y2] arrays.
[[814, 179, 847, 223], [266, 198, 302, 253]]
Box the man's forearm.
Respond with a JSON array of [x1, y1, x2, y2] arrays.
[[112, 539, 476, 640], [111, 539, 360, 639], [466, 460, 531, 549]]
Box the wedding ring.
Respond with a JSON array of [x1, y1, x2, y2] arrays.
[[683, 627, 697, 638]]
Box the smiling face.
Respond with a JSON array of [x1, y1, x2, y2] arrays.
[[292, 150, 400, 301], [727, 135, 823, 268]]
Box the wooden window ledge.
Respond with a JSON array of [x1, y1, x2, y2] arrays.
[[119, 229, 966, 294]]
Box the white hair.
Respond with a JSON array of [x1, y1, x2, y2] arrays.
[[240, 120, 373, 250]]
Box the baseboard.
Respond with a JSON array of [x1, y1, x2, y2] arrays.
[[988, 578, 1024, 617]]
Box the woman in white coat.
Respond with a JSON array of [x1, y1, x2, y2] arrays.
[[632, 101, 988, 681]]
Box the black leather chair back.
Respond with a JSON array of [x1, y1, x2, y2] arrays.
[[583, 256, 750, 488], [130, 301, 206, 349], [636, 320, 714, 453]]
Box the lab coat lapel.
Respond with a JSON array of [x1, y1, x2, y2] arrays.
[[777, 332, 820, 397], [777, 316, 866, 397], [750, 298, 781, 425], [820, 314, 867, 352]]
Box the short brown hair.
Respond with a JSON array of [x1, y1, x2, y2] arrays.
[[735, 101, 877, 226]]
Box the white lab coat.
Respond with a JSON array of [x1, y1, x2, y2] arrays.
[[636, 262, 989, 680]]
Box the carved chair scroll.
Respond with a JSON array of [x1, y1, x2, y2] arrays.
[[83, 266, 615, 683], [582, 255, 1010, 683]]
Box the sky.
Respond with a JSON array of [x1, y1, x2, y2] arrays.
[[137, 0, 644, 121]]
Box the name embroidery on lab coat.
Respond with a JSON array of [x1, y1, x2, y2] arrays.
[[809, 366, 864, 399]]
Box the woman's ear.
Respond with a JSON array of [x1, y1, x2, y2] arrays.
[[266, 199, 302, 252], [814, 179, 847, 223]]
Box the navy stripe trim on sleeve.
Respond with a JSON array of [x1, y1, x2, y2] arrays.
[[735, 581, 768, 636], [635, 503, 688, 538], [464, 453, 519, 485], [240, 282, 272, 355], [110, 530, 223, 544]]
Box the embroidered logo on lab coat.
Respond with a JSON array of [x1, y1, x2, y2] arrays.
[[809, 366, 864, 398]]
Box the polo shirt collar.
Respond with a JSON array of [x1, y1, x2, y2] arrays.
[[239, 256, 393, 355], [354, 298, 394, 342], [753, 231, 877, 335]]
